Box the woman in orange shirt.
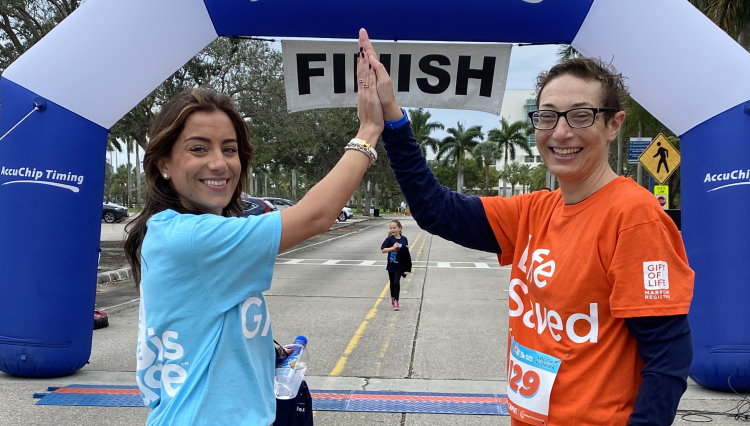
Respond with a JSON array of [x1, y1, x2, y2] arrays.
[[358, 28, 694, 426]]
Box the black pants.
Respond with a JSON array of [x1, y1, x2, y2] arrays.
[[387, 269, 401, 301]]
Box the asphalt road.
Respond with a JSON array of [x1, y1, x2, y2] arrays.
[[0, 215, 746, 425]]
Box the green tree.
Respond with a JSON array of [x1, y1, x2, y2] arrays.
[[517, 163, 533, 193], [529, 164, 549, 191], [502, 162, 527, 196], [436, 123, 483, 194], [558, 45, 582, 59], [106, 164, 142, 206], [665, 136, 682, 208], [487, 117, 532, 196], [0, 0, 80, 70], [430, 158, 484, 194], [472, 141, 502, 195], [691, 0, 750, 51], [408, 108, 444, 157]]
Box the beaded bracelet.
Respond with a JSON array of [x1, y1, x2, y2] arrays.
[[345, 138, 377, 167]]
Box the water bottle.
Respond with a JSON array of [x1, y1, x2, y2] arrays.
[[274, 335, 308, 399]]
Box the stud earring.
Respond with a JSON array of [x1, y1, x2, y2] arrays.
[[163, 173, 168, 179]]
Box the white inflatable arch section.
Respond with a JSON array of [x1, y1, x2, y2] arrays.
[[1, 0, 748, 390]]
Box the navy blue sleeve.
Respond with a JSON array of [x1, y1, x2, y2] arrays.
[[625, 314, 692, 426], [381, 235, 394, 250], [382, 124, 501, 254]]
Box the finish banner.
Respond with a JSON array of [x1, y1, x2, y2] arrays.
[[281, 40, 511, 114]]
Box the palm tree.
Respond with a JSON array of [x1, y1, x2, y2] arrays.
[[504, 162, 524, 196], [691, 0, 750, 51], [487, 117, 533, 196], [408, 108, 444, 157], [517, 163, 533, 194], [436, 123, 483, 194], [472, 141, 502, 195], [529, 164, 549, 191], [558, 46, 582, 59]]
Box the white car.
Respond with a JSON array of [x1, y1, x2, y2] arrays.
[[338, 207, 354, 222], [262, 197, 296, 210]]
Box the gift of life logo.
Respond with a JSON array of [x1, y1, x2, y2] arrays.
[[136, 295, 271, 404], [509, 235, 600, 344], [643, 261, 670, 300]]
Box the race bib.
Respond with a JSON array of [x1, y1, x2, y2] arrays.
[[506, 338, 561, 425]]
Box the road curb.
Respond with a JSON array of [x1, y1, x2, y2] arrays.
[[97, 267, 132, 284]]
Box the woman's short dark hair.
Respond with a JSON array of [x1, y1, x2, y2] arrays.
[[535, 57, 629, 123]]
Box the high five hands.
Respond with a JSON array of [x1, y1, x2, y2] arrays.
[[358, 28, 405, 122], [355, 30, 384, 143]]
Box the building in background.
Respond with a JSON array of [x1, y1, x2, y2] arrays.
[[494, 89, 542, 196]]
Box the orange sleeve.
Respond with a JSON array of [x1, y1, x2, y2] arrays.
[[608, 218, 694, 318]]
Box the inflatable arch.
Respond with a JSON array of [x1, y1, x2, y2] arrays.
[[1, 0, 748, 389]]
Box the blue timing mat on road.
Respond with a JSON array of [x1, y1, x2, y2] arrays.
[[34, 385, 508, 416]]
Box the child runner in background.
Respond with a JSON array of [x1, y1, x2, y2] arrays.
[[380, 220, 408, 310]]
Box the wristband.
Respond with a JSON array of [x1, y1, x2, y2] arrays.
[[384, 108, 409, 130], [345, 138, 377, 167]]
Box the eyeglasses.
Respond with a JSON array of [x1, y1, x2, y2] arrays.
[[528, 107, 617, 130]]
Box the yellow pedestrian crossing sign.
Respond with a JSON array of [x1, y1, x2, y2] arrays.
[[639, 133, 681, 184]]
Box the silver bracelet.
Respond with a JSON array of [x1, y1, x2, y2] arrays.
[[345, 138, 377, 167]]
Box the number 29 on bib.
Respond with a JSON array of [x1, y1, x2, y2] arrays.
[[506, 338, 562, 425]]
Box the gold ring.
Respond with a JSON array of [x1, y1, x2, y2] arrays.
[[363, 83, 369, 88]]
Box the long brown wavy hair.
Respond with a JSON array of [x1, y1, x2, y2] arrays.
[[124, 87, 253, 285]]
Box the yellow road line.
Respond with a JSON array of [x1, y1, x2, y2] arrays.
[[328, 281, 390, 376], [415, 230, 426, 261]]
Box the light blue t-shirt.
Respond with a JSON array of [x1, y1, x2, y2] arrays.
[[136, 209, 282, 426]]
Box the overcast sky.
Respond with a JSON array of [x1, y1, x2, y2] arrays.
[[109, 43, 562, 168]]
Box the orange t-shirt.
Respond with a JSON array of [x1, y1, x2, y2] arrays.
[[481, 177, 693, 426]]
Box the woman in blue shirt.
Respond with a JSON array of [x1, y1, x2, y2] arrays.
[[124, 47, 382, 426]]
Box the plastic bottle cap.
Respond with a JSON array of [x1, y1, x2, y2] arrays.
[[294, 335, 308, 346]]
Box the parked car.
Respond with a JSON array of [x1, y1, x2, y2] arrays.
[[241, 196, 277, 217], [102, 202, 128, 223], [262, 197, 296, 210], [338, 207, 354, 222]]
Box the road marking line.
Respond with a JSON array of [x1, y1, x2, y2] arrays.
[[275, 259, 502, 269], [99, 298, 140, 312], [281, 222, 381, 255], [328, 281, 390, 376]]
